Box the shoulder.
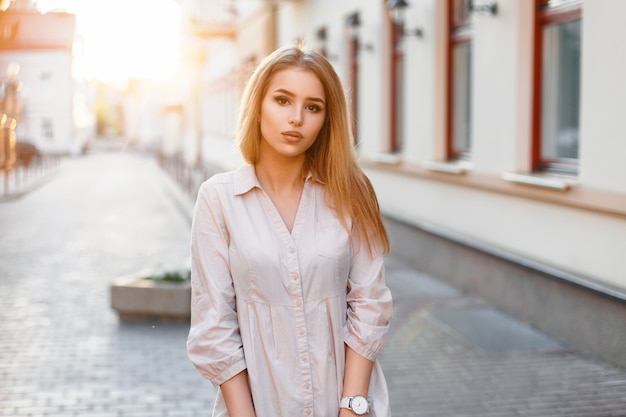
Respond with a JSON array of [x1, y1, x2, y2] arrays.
[[198, 164, 257, 199], [196, 171, 235, 206], [202, 170, 234, 187]]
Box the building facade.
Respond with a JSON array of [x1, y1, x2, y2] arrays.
[[0, 8, 92, 154], [181, 0, 626, 367]]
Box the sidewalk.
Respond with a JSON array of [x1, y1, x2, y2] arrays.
[[1, 151, 625, 417]]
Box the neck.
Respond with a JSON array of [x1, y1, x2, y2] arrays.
[[255, 155, 306, 195]]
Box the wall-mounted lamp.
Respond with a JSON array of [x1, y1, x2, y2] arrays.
[[314, 27, 338, 61], [315, 27, 327, 42], [468, 0, 498, 16], [386, 0, 423, 38], [345, 13, 374, 52]]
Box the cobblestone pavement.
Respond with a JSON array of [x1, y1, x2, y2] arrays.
[[1, 151, 626, 417]]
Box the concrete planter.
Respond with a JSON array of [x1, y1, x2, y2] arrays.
[[110, 271, 191, 321]]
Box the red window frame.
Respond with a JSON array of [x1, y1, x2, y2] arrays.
[[532, 0, 582, 174], [349, 35, 359, 145], [388, 15, 403, 153], [447, 0, 472, 160]]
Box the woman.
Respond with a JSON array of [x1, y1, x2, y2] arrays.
[[187, 45, 393, 417]]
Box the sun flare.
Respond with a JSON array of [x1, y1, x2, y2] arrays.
[[37, 0, 181, 82]]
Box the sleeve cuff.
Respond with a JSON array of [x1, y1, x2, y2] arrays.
[[209, 355, 247, 387], [344, 329, 379, 362]]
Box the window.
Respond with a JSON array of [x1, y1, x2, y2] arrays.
[[204, 73, 238, 140], [315, 27, 328, 59], [388, 12, 403, 153], [346, 13, 361, 145], [448, 0, 472, 160], [42, 118, 54, 141], [533, 0, 582, 174]]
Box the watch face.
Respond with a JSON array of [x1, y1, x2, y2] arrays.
[[351, 396, 369, 415]]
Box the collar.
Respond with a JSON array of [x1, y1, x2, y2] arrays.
[[232, 164, 321, 196], [233, 164, 260, 196]]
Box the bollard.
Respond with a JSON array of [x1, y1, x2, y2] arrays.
[[0, 114, 4, 169], [1, 115, 17, 194]]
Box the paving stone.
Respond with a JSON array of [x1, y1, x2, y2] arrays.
[[1, 151, 626, 417]]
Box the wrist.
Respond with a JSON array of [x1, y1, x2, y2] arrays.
[[339, 395, 370, 416], [339, 408, 357, 417]]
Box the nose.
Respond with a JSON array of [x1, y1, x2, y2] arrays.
[[288, 110, 303, 127]]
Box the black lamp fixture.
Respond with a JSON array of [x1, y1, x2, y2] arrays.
[[345, 12, 360, 33], [315, 27, 336, 60], [386, 0, 423, 38], [345, 12, 374, 52], [468, 0, 498, 16], [315, 27, 327, 42]]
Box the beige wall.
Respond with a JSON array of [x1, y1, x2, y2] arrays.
[[1, 51, 77, 153], [196, 0, 626, 288], [579, 0, 626, 194]]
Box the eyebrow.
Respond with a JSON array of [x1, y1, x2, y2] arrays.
[[273, 88, 325, 104]]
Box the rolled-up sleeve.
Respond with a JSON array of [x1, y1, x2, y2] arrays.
[[187, 180, 246, 387], [344, 236, 393, 362]]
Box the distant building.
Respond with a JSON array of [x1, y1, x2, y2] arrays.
[[180, 0, 626, 367], [0, 9, 92, 154]]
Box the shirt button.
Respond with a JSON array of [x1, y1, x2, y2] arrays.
[[292, 273, 299, 281], [301, 356, 308, 363], [305, 409, 312, 415], [288, 247, 296, 254]]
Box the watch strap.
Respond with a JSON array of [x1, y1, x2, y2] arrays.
[[339, 396, 351, 409], [339, 396, 370, 415]]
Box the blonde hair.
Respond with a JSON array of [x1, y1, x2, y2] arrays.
[[237, 45, 389, 255]]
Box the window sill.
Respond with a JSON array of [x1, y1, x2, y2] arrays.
[[501, 172, 578, 191], [421, 159, 474, 175], [362, 152, 402, 165], [361, 158, 626, 219]]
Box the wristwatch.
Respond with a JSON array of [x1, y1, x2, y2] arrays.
[[339, 395, 370, 415]]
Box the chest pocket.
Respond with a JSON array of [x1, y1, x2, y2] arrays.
[[315, 218, 350, 260]]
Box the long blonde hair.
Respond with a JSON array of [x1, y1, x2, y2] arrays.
[[237, 45, 389, 255]]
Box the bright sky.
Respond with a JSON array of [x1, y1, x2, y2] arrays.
[[36, 0, 181, 82]]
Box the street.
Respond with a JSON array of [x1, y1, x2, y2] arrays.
[[1, 150, 625, 417]]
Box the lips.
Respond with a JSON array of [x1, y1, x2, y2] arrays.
[[281, 130, 304, 142]]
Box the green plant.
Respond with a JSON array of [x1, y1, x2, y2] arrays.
[[146, 269, 191, 283]]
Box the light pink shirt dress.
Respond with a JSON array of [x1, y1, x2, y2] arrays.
[[187, 164, 393, 417]]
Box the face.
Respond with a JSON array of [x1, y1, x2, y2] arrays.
[[259, 67, 326, 162]]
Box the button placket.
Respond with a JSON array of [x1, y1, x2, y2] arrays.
[[286, 242, 315, 412], [275, 184, 315, 414]]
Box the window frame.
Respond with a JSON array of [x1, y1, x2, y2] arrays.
[[532, 0, 582, 174], [388, 15, 403, 153], [447, 0, 473, 161], [349, 35, 359, 145], [41, 118, 54, 141]]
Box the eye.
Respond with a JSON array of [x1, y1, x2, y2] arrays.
[[275, 96, 289, 105], [306, 104, 323, 113]]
